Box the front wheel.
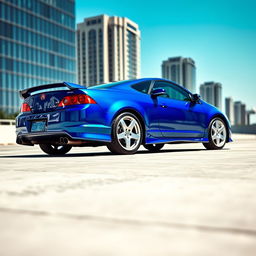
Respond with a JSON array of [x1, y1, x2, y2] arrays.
[[203, 118, 227, 150], [39, 144, 72, 155], [107, 112, 143, 154], [144, 144, 164, 152]]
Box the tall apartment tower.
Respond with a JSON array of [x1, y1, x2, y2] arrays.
[[247, 108, 256, 125], [199, 82, 222, 110], [0, 0, 76, 113], [241, 103, 247, 125], [225, 97, 234, 125], [161, 57, 196, 93], [234, 101, 242, 125], [234, 101, 248, 125], [77, 15, 141, 87]]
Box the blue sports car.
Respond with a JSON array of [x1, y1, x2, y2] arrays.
[[16, 78, 232, 155]]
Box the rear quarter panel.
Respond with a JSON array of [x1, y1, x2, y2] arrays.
[[86, 88, 151, 127]]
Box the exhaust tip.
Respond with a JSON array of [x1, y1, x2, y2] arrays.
[[59, 137, 69, 145], [63, 137, 69, 144]]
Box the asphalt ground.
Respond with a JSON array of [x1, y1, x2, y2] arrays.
[[0, 134, 255, 256]]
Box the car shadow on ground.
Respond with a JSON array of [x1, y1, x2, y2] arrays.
[[0, 147, 229, 158]]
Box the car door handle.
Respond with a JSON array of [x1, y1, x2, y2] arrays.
[[160, 104, 168, 108]]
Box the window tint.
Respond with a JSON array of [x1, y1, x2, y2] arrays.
[[153, 81, 190, 101], [131, 81, 151, 94]]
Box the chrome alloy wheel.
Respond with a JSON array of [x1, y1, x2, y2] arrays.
[[116, 115, 141, 151], [210, 119, 227, 147]]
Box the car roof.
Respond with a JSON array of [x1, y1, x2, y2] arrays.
[[79, 78, 192, 94]]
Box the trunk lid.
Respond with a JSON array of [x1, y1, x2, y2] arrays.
[[20, 82, 87, 114], [27, 90, 69, 113]]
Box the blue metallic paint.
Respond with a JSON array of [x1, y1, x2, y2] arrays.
[[16, 78, 232, 146]]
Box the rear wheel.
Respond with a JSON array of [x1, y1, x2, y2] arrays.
[[107, 112, 143, 154], [144, 143, 164, 152], [203, 118, 227, 150], [39, 144, 72, 155]]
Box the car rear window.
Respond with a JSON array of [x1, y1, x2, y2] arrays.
[[131, 81, 151, 94]]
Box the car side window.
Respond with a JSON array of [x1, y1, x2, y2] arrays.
[[131, 81, 151, 94], [153, 81, 190, 101]]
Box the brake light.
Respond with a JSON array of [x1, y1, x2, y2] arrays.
[[21, 103, 31, 112], [58, 94, 96, 107]]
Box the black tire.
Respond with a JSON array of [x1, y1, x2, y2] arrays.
[[144, 143, 164, 152], [203, 117, 227, 150], [39, 144, 72, 155], [107, 112, 143, 155]]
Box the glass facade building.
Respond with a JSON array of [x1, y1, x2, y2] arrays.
[[0, 0, 76, 113]]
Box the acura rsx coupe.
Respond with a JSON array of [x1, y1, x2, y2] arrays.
[[16, 78, 232, 155]]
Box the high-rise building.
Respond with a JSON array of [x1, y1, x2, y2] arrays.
[[199, 81, 222, 110], [234, 101, 242, 125], [161, 56, 196, 92], [247, 108, 256, 125], [77, 14, 141, 87], [0, 0, 76, 113], [241, 103, 247, 125], [225, 97, 234, 125]]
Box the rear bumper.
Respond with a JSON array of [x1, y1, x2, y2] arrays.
[[16, 123, 111, 144], [16, 131, 109, 146], [16, 106, 112, 145], [17, 131, 73, 146]]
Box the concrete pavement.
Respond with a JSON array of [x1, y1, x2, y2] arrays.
[[0, 134, 256, 256]]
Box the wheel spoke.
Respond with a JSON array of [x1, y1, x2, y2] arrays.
[[125, 137, 131, 149], [220, 134, 225, 141], [120, 119, 127, 130], [212, 128, 217, 134], [117, 132, 126, 139], [130, 132, 140, 140], [212, 134, 217, 140], [128, 119, 136, 130], [218, 125, 225, 133]]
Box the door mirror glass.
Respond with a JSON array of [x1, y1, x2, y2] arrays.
[[191, 93, 200, 102], [151, 88, 167, 98]]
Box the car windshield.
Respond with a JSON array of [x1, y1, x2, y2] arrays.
[[90, 80, 132, 89]]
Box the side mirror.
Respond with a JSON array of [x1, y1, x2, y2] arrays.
[[151, 88, 167, 98], [191, 93, 201, 102]]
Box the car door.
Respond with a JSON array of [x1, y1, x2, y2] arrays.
[[151, 81, 206, 138]]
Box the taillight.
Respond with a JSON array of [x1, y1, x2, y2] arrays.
[[58, 94, 96, 107], [21, 103, 31, 113]]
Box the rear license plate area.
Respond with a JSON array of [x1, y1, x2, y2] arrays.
[[31, 120, 47, 132]]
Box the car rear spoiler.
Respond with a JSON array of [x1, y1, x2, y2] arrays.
[[19, 82, 86, 99]]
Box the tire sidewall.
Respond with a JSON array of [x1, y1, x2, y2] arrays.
[[39, 144, 72, 155], [144, 143, 164, 152]]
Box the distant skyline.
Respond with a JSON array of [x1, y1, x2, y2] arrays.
[[76, 0, 256, 123]]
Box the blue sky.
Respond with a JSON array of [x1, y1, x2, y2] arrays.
[[76, 0, 256, 121]]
